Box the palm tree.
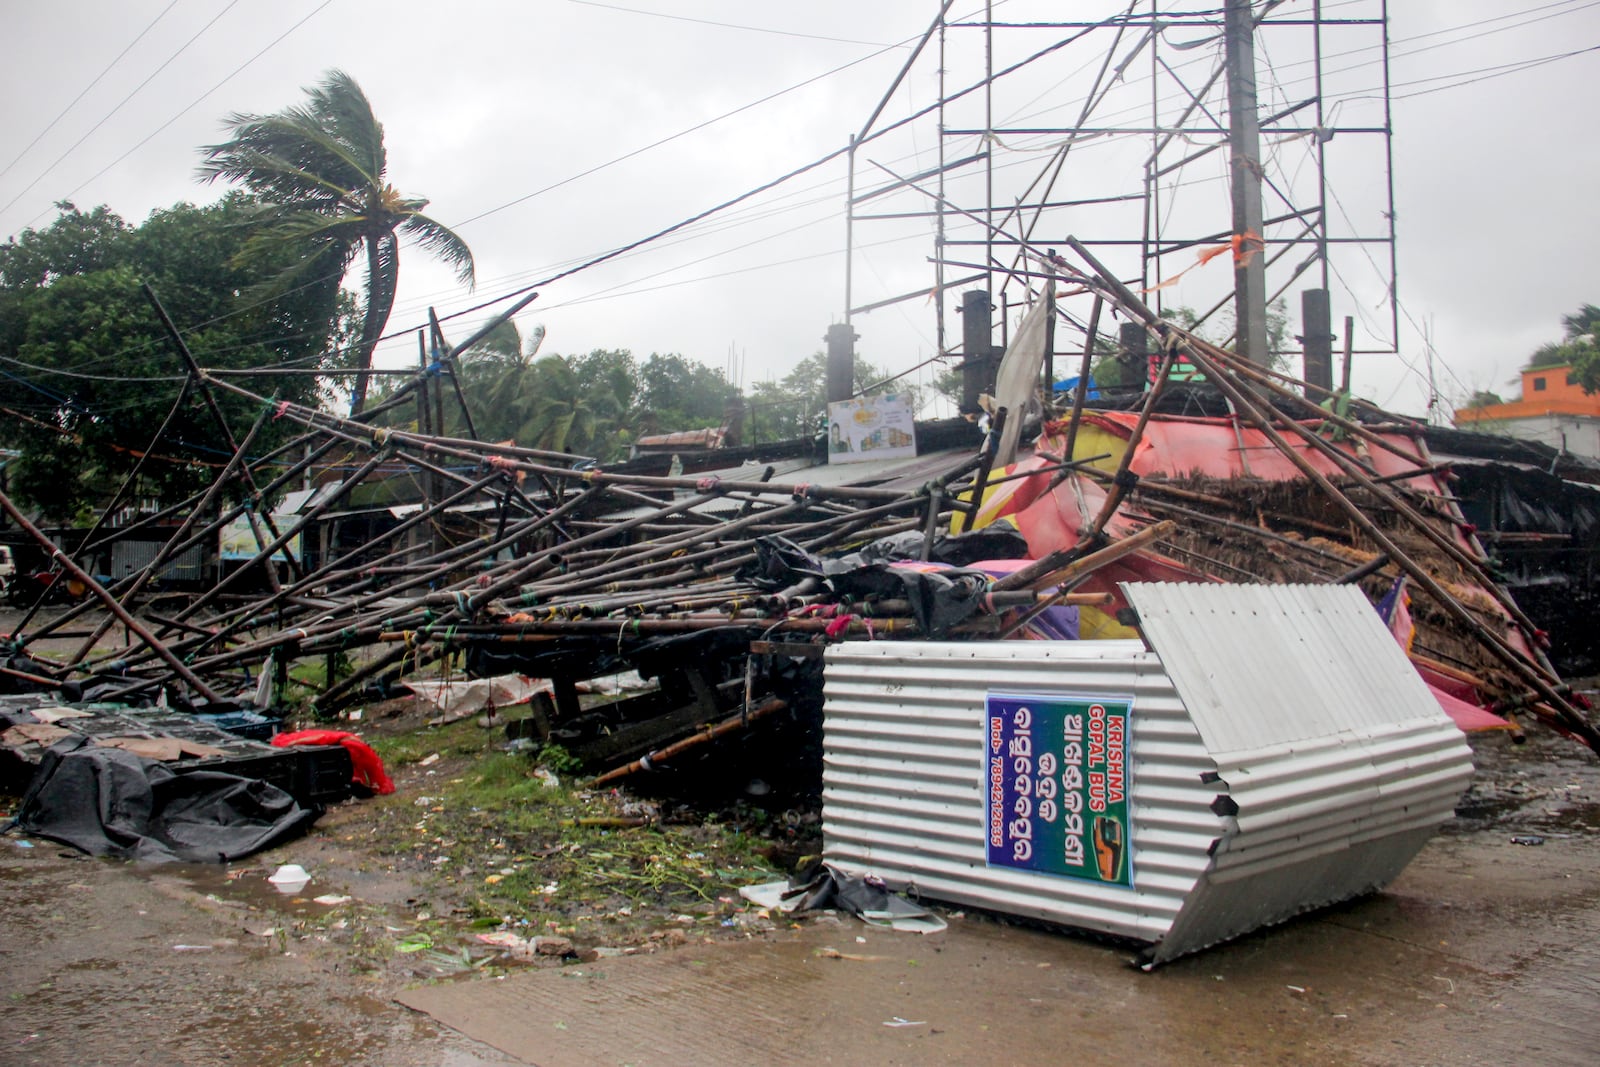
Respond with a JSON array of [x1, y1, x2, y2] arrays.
[[198, 69, 474, 414]]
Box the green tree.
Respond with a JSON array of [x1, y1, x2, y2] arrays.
[[748, 352, 914, 443], [198, 69, 475, 416], [0, 198, 347, 521], [637, 353, 732, 431], [1526, 303, 1600, 391]]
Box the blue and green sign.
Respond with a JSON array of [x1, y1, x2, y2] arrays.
[[984, 692, 1133, 887]]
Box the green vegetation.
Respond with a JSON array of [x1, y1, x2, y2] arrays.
[[361, 719, 782, 942], [749, 351, 918, 442], [198, 69, 475, 416], [1525, 303, 1600, 392], [0, 197, 353, 521]]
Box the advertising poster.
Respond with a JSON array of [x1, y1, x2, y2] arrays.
[[826, 392, 917, 465], [218, 514, 299, 564], [984, 691, 1133, 887]]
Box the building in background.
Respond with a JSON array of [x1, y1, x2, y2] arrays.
[[1454, 364, 1600, 460]]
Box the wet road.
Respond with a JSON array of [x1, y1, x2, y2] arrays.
[[2, 818, 1595, 1067]]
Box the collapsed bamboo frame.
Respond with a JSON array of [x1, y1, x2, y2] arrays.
[[3, 249, 1593, 764]]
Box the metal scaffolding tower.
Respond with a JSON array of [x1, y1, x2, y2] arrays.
[[842, 0, 1397, 384]]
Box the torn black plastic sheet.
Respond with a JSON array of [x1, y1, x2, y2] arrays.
[[6, 735, 320, 862]]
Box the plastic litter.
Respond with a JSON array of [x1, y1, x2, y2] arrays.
[[738, 862, 947, 934], [268, 863, 311, 894]]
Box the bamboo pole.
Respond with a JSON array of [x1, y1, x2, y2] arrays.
[[592, 696, 788, 785], [0, 487, 220, 703]]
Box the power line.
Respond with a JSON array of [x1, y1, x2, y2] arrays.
[[0, 1, 242, 222], [23, 0, 337, 231], [0, 0, 181, 184], [564, 0, 900, 48], [448, 35, 911, 230], [1391, 44, 1600, 100]]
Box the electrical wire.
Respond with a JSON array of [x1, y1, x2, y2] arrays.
[[0, 0, 242, 220], [0, 0, 181, 184], [564, 0, 900, 48], [21, 0, 338, 231], [5, 2, 1586, 404]]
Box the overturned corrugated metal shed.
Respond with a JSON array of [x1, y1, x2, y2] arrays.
[[821, 582, 1473, 965]]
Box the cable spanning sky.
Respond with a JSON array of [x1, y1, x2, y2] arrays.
[[1, 0, 1595, 419]]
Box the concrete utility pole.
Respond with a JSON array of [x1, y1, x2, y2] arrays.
[[1224, 0, 1269, 367], [959, 289, 998, 414], [1300, 288, 1335, 392], [824, 323, 858, 405]]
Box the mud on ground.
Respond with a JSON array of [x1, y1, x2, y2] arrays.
[[1, 690, 1597, 1065]]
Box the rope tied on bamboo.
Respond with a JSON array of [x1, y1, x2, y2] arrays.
[[696, 476, 722, 492], [272, 400, 292, 420]]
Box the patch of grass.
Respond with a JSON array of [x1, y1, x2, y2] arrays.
[[367, 717, 494, 767], [362, 742, 779, 940]]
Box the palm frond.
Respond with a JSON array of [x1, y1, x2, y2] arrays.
[[398, 212, 475, 287]]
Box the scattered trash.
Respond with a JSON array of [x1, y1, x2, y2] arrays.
[[883, 1017, 926, 1028], [312, 893, 351, 906], [268, 864, 311, 894], [738, 862, 947, 934], [1510, 834, 1545, 846], [815, 946, 885, 962], [172, 944, 213, 952], [404, 674, 552, 725], [419, 753, 441, 767]]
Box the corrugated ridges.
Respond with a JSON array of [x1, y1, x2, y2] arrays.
[[822, 639, 1223, 945]]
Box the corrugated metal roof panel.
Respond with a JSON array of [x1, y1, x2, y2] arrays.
[[822, 639, 1223, 946], [1121, 582, 1473, 963], [1123, 582, 1445, 755], [821, 584, 1472, 965]]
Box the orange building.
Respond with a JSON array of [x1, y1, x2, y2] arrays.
[[1453, 364, 1600, 459]]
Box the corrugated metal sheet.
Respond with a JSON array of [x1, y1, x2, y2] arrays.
[[1124, 583, 1474, 963], [109, 540, 204, 582], [822, 583, 1473, 965], [1124, 582, 1450, 753], [822, 640, 1223, 946], [597, 448, 972, 522]]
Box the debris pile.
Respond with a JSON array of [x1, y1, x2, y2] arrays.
[[1, 246, 1595, 786]]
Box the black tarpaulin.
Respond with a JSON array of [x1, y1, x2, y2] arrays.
[[8, 736, 320, 863]]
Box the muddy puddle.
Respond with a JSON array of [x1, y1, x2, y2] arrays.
[[2, 730, 1596, 1066]]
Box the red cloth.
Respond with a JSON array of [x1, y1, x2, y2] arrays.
[[271, 729, 395, 795], [1427, 682, 1513, 733]]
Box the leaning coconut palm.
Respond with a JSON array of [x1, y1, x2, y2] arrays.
[[198, 69, 474, 414]]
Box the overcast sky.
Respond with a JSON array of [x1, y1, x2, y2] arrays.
[[2, 1, 1595, 421]]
